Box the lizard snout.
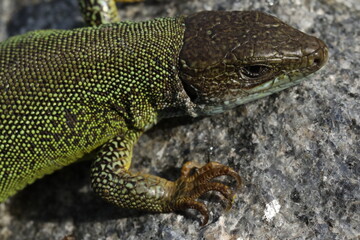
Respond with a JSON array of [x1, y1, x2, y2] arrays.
[[304, 38, 329, 71]]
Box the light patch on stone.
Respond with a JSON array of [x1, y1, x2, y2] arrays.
[[263, 199, 281, 221], [156, 143, 167, 159]]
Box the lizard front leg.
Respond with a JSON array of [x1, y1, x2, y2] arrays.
[[79, 0, 144, 26], [91, 130, 241, 225]]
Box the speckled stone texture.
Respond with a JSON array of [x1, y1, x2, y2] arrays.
[[0, 0, 359, 239]]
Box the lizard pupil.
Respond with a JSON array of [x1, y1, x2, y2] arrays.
[[241, 65, 271, 78]]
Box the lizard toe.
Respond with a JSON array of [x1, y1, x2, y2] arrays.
[[168, 161, 241, 225]]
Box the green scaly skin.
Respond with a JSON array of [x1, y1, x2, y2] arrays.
[[0, 0, 328, 225]]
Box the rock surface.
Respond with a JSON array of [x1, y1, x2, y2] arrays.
[[0, 0, 359, 239]]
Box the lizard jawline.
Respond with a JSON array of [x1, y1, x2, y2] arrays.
[[196, 72, 310, 115]]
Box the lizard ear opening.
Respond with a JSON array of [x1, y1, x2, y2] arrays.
[[181, 78, 199, 103]]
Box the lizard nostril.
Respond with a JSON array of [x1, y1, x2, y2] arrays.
[[315, 40, 328, 68], [310, 45, 328, 69], [312, 54, 323, 68], [313, 55, 322, 66], [304, 38, 328, 70]]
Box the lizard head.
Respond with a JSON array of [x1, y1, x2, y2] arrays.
[[179, 11, 328, 115]]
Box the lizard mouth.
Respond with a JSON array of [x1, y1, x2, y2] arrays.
[[194, 73, 308, 115]]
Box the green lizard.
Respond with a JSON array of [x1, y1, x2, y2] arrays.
[[0, 0, 328, 225]]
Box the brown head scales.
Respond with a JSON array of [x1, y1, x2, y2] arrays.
[[179, 11, 328, 115]]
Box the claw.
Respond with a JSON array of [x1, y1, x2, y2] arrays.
[[194, 162, 242, 189], [189, 182, 234, 201], [179, 199, 209, 226], [170, 161, 242, 225]]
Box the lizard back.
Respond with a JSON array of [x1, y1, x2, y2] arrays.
[[0, 17, 186, 201]]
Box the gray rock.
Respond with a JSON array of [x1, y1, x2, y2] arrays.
[[0, 0, 359, 239]]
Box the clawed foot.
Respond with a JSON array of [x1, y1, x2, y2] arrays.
[[168, 161, 241, 226]]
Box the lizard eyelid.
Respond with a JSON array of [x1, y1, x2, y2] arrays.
[[240, 65, 272, 78]]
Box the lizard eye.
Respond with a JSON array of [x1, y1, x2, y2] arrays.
[[240, 65, 271, 78]]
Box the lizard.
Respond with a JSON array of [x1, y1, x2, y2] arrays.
[[0, 0, 328, 225]]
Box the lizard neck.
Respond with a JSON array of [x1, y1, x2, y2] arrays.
[[97, 17, 198, 128]]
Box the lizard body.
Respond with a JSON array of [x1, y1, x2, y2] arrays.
[[0, 16, 187, 203], [0, 1, 328, 225]]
